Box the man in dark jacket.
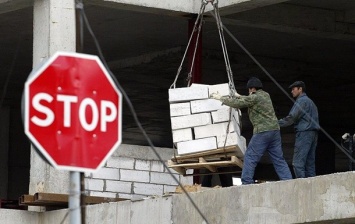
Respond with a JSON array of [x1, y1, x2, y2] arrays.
[[278, 81, 320, 178], [210, 77, 292, 184]]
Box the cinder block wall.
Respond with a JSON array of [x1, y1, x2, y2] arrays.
[[84, 144, 192, 199]]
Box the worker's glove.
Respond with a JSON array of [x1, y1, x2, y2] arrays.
[[209, 92, 222, 100], [234, 91, 241, 98]]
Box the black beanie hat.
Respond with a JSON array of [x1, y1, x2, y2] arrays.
[[246, 77, 263, 89]]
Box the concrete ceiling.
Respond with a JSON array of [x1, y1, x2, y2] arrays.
[[1, 0, 355, 176]]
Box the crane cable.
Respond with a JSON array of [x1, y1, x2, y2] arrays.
[[170, 0, 241, 162], [170, 0, 236, 96], [170, 1, 206, 88]]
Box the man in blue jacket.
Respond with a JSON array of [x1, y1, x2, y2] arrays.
[[279, 81, 320, 178]]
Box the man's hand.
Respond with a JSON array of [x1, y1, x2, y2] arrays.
[[209, 92, 222, 100], [234, 91, 241, 98]]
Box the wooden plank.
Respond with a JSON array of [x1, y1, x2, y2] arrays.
[[231, 156, 243, 168], [199, 157, 217, 172], [19, 195, 34, 204], [169, 160, 238, 169], [171, 146, 238, 162], [173, 152, 238, 163], [35, 193, 67, 203], [168, 160, 186, 175], [168, 155, 243, 172], [84, 196, 127, 204], [19, 193, 128, 207]]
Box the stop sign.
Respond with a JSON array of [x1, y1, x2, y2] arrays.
[[24, 51, 122, 172]]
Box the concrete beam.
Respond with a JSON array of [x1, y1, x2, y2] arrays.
[[214, 3, 355, 42], [0, 0, 32, 14], [337, 9, 355, 23], [212, 17, 355, 42], [85, 0, 289, 15]]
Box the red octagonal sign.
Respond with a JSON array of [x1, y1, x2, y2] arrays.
[[24, 52, 122, 172]]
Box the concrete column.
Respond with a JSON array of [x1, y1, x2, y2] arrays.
[[29, 0, 76, 201]]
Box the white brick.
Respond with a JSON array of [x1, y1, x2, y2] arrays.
[[172, 128, 193, 143], [120, 169, 150, 182], [208, 83, 230, 96], [231, 110, 241, 136], [238, 136, 247, 155], [135, 159, 150, 171], [216, 134, 246, 156], [85, 179, 104, 191], [166, 166, 179, 175], [191, 99, 228, 114], [118, 193, 137, 200], [194, 122, 234, 139], [133, 183, 163, 195], [88, 191, 117, 198], [106, 180, 132, 193], [211, 108, 231, 123], [170, 113, 211, 130], [163, 185, 177, 193], [84, 172, 92, 178], [106, 157, 134, 169], [170, 102, 191, 117], [216, 132, 239, 148], [180, 174, 193, 185], [150, 172, 179, 185], [92, 167, 120, 180], [190, 83, 209, 88], [168, 86, 208, 103], [177, 137, 217, 155], [151, 161, 164, 172]]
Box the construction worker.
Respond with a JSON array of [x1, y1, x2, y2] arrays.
[[278, 81, 319, 178], [210, 77, 292, 184]]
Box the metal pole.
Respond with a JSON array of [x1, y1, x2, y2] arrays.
[[69, 171, 81, 224]]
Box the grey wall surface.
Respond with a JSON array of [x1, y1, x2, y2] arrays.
[[2, 171, 355, 224]]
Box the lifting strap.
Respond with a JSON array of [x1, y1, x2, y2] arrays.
[[170, 0, 242, 161], [170, 0, 236, 97]]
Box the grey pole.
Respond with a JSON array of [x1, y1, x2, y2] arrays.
[[69, 171, 81, 224]]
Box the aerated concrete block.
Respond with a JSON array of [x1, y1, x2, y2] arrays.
[[216, 132, 239, 148], [238, 135, 247, 155], [172, 128, 193, 143], [177, 137, 217, 155], [194, 122, 234, 139], [211, 108, 231, 123], [208, 83, 230, 96], [190, 83, 208, 88], [190, 99, 228, 114], [170, 102, 191, 117], [168, 86, 208, 103], [231, 108, 241, 136], [170, 113, 211, 130], [216, 133, 246, 156]]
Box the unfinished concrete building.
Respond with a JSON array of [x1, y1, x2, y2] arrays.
[[1, 0, 355, 223]]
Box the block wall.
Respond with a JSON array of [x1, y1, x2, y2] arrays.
[[84, 144, 192, 199]]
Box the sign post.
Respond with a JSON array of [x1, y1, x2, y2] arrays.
[[24, 51, 122, 223]]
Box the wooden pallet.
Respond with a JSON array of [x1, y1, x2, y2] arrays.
[[170, 145, 240, 163], [168, 155, 243, 176], [19, 192, 128, 209]]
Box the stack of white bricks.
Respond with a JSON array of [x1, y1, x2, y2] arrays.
[[169, 83, 246, 156]]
